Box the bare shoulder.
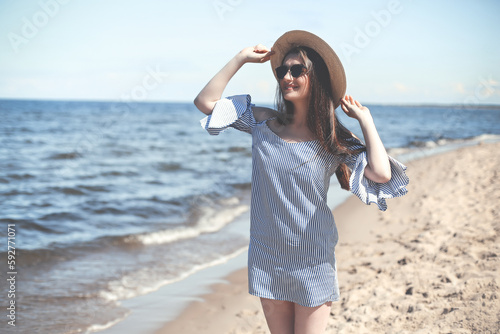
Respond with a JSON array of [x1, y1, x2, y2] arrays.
[[252, 106, 278, 122]]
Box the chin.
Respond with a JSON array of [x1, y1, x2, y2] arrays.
[[283, 92, 305, 102]]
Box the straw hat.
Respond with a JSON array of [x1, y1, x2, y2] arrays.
[[270, 30, 346, 109]]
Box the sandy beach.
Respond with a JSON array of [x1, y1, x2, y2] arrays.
[[156, 142, 499, 334]]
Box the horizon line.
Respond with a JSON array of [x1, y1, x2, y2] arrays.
[[1, 97, 500, 110]]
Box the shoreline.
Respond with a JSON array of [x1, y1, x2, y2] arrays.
[[154, 141, 500, 334]]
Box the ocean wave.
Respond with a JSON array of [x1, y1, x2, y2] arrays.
[[228, 146, 249, 153], [92, 206, 125, 215], [231, 182, 252, 190], [98, 247, 247, 302], [110, 149, 136, 157], [12, 245, 76, 267], [389, 133, 500, 157], [39, 211, 83, 222], [2, 189, 34, 196], [156, 161, 182, 172], [125, 197, 249, 245], [84, 314, 131, 334], [48, 152, 80, 160], [50, 186, 86, 196], [0, 217, 57, 233], [471, 133, 500, 142], [78, 184, 110, 192], [100, 170, 139, 177], [7, 172, 35, 180], [415, 133, 500, 148]]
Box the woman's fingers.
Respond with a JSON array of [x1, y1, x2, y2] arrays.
[[340, 103, 347, 113], [253, 44, 273, 55], [342, 96, 353, 107], [259, 50, 275, 62], [341, 95, 369, 120], [253, 44, 269, 51], [253, 48, 268, 54], [343, 95, 363, 109], [343, 95, 354, 105], [340, 97, 351, 114], [242, 45, 275, 63]]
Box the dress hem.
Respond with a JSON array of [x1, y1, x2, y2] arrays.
[[248, 290, 340, 308]]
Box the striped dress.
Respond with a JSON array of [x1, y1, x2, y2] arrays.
[[200, 95, 409, 307]]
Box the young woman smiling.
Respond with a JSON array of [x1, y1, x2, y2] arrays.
[[195, 30, 409, 334]]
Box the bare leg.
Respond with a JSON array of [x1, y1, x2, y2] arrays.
[[294, 301, 332, 334], [260, 298, 295, 334]]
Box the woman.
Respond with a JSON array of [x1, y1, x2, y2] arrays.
[[194, 30, 409, 333]]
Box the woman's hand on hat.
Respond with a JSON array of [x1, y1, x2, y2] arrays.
[[238, 44, 275, 64], [341, 95, 372, 122]]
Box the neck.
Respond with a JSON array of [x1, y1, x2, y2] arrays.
[[290, 99, 309, 129]]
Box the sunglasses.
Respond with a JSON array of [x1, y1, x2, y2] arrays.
[[275, 64, 307, 79]]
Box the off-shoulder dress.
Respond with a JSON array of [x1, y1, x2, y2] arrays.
[[200, 95, 409, 307]]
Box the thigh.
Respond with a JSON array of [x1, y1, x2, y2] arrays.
[[260, 298, 295, 334], [294, 301, 332, 334]]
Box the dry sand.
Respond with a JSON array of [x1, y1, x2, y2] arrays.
[[156, 142, 500, 334]]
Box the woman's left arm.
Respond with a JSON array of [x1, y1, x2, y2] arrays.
[[341, 95, 391, 183]]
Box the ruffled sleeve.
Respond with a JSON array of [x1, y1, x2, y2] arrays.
[[345, 138, 409, 211], [200, 94, 256, 135]]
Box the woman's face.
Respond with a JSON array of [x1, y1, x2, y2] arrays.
[[279, 54, 311, 103]]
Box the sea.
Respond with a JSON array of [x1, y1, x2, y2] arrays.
[[1, 99, 499, 333]]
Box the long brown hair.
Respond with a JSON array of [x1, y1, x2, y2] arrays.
[[275, 46, 365, 190]]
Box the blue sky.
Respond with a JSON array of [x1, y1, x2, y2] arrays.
[[1, 0, 499, 105]]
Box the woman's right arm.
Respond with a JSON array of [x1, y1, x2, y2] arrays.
[[193, 44, 274, 115]]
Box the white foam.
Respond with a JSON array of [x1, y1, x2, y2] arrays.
[[472, 133, 500, 142], [389, 133, 500, 163], [86, 313, 130, 333], [125, 197, 249, 245], [98, 246, 247, 302]]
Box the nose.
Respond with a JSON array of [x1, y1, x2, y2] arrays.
[[283, 69, 293, 81]]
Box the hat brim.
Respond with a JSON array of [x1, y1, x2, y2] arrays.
[[270, 30, 346, 109]]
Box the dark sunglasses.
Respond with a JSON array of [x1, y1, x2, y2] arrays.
[[275, 64, 307, 79]]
